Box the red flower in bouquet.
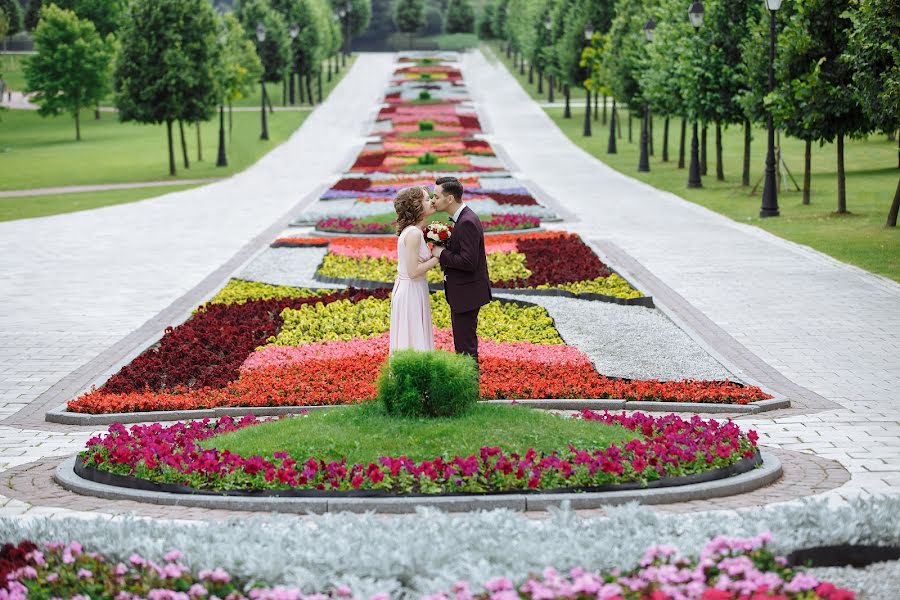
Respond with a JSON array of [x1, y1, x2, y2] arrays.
[[425, 221, 453, 246]]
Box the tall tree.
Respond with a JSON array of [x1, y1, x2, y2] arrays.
[[115, 0, 219, 176], [24, 5, 113, 140], [214, 12, 262, 165], [478, 0, 495, 39], [0, 0, 22, 35], [50, 0, 128, 36], [845, 0, 900, 225], [394, 0, 425, 48], [770, 0, 868, 213], [238, 0, 290, 111], [445, 0, 475, 33]]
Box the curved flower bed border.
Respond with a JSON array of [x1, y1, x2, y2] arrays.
[[74, 411, 762, 496]]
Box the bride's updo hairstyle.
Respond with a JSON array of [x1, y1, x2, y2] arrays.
[[393, 186, 427, 235]]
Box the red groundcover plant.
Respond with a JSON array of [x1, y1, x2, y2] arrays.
[[492, 233, 612, 288], [80, 412, 760, 494], [1, 536, 856, 599], [98, 289, 388, 395]]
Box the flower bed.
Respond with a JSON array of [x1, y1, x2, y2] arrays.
[[65, 283, 769, 415], [77, 411, 760, 494], [2, 536, 857, 599], [316, 214, 540, 234], [308, 232, 644, 300]]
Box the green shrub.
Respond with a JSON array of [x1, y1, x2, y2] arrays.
[[417, 151, 439, 165], [418, 90, 432, 100], [420, 72, 432, 80], [377, 350, 479, 418], [418, 120, 434, 131]]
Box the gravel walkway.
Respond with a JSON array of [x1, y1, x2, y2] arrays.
[[237, 246, 736, 382], [495, 294, 734, 381]]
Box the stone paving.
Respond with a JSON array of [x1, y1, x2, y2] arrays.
[[0, 50, 896, 522]]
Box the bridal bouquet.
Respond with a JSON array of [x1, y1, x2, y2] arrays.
[[425, 221, 453, 246]]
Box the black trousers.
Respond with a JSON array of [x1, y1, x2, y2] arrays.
[[450, 308, 480, 364]]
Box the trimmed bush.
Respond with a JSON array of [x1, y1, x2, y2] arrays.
[[418, 90, 432, 100], [377, 350, 478, 418], [418, 119, 434, 131], [417, 151, 439, 165]]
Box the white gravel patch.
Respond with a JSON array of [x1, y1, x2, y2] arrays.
[[496, 294, 735, 381], [237, 247, 343, 289], [297, 197, 558, 222], [469, 155, 504, 168], [807, 561, 900, 600]]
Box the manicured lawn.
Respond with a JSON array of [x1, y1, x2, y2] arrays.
[[0, 53, 27, 92], [201, 402, 638, 464], [0, 184, 200, 222], [487, 45, 900, 282]]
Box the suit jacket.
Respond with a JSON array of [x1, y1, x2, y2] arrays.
[[439, 205, 492, 313]]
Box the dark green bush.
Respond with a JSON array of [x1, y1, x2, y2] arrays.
[[377, 350, 478, 418], [418, 119, 434, 131], [418, 90, 432, 100]]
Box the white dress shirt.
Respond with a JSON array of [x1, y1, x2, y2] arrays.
[[450, 204, 466, 223]]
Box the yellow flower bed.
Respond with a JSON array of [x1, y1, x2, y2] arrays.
[[205, 279, 323, 306], [319, 252, 532, 285], [538, 274, 643, 299], [267, 294, 563, 346]]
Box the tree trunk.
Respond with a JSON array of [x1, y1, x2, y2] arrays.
[[582, 86, 591, 137], [616, 108, 622, 139], [196, 122, 202, 162], [742, 118, 751, 187], [266, 86, 275, 113], [178, 120, 190, 169], [627, 112, 632, 143], [837, 133, 847, 213], [678, 118, 686, 169], [897, 134, 899, 169], [803, 139, 811, 205], [528, 63, 533, 85], [299, 74, 306, 104], [282, 77, 287, 106], [538, 70, 543, 94], [290, 71, 296, 104], [715, 121, 724, 181], [317, 69, 323, 103], [228, 99, 233, 139], [602, 94, 607, 124], [547, 74, 554, 103], [607, 99, 617, 154], [662, 117, 669, 162], [886, 176, 900, 227], [74, 108, 81, 141], [166, 119, 176, 176], [327, 59, 332, 83], [563, 86, 570, 118], [649, 112, 654, 156], [94, 101, 100, 120], [306, 73, 314, 106], [593, 90, 599, 121], [700, 124, 707, 176]]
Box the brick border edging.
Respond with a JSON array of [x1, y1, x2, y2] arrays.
[[51, 452, 782, 514], [45, 397, 790, 427]]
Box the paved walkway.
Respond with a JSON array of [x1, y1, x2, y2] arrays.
[[465, 48, 900, 500], [0, 179, 220, 198]]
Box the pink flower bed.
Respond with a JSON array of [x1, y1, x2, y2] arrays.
[[240, 330, 592, 373]]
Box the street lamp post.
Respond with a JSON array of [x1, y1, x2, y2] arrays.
[[288, 23, 299, 106], [256, 23, 269, 141], [583, 23, 594, 137], [544, 17, 554, 103], [760, 0, 782, 217], [216, 32, 228, 167], [686, 1, 704, 188], [638, 18, 656, 172]]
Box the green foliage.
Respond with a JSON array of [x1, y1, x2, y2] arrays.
[[0, 0, 22, 35], [445, 0, 475, 34], [0, 8, 10, 41], [24, 5, 114, 140], [603, 0, 653, 110], [845, 0, 900, 135], [334, 0, 373, 38], [418, 89, 432, 99], [417, 151, 439, 164], [477, 0, 495, 39], [418, 119, 434, 130], [377, 350, 479, 418], [236, 0, 290, 82], [491, 0, 508, 38], [394, 0, 426, 36], [50, 0, 128, 37], [271, 0, 334, 77], [215, 12, 263, 104]]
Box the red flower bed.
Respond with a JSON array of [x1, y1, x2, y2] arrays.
[[1, 541, 37, 592], [493, 233, 612, 288], [97, 289, 388, 395], [352, 152, 386, 168], [332, 177, 371, 191], [458, 115, 481, 130], [487, 192, 540, 206], [78, 411, 760, 493], [270, 237, 330, 248]]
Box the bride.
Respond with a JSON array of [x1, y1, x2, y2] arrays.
[[389, 186, 441, 353]]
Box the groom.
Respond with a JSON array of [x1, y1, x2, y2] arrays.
[[430, 176, 492, 364]]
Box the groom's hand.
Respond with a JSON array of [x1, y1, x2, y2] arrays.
[[432, 246, 444, 258]]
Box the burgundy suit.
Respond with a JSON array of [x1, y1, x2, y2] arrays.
[[438, 205, 492, 361]]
